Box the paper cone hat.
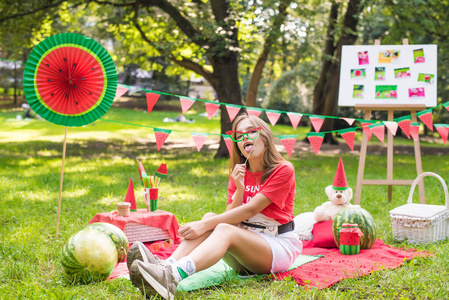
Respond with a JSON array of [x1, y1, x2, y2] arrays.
[[332, 158, 348, 190], [125, 178, 137, 211]]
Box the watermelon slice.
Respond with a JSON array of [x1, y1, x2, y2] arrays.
[[154, 128, 171, 151], [246, 108, 263, 118], [307, 132, 325, 156], [279, 135, 297, 158], [417, 109, 434, 131], [136, 159, 147, 180], [360, 121, 374, 141], [396, 115, 411, 139], [115, 84, 129, 100], [309, 115, 325, 132], [410, 122, 420, 141], [368, 123, 385, 143], [435, 124, 449, 144], [383, 121, 398, 136], [146, 92, 161, 114], [155, 163, 168, 179], [223, 136, 233, 156], [204, 102, 220, 120], [287, 112, 302, 130], [340, 128, 356, 151], [266, 110, 281, 126], [226, 104, 241, 122], [180, 98, 195, 114], [191, 133, 208, 152]]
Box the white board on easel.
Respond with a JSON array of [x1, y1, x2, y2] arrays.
[[338, 44, 437, 107]]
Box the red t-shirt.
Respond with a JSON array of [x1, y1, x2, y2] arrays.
[[227, 162, 296, 224]]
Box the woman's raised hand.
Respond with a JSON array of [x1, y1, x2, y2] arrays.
[[231, 163, 246, 191]]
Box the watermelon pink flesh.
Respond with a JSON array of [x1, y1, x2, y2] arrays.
[[436, 127, 448, 144], [224, 138, 233, 155], [280, 138, 295, 157], [371, 126, 385, 143], [150, 188, 158, 200], [155, 163, 167, 178], [340, 232, 361, 246], [418, 113, 433, 131], [308, 136, 323, 156], [155, 132, 169, 151], [341, 132, 355, 151], [398, 120, 411, 138]]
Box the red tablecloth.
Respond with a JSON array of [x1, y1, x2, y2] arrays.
[[89, 209, 182, 244]]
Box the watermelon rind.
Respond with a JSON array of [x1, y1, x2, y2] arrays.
[[332, 207, 377, 249], [87, 222, 129, 263]]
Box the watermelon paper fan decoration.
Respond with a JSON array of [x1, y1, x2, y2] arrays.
[[23, 33, 118, 126]]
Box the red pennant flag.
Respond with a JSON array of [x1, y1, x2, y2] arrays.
[[444, 102, 449, 113], [340, 128, 356, 151], [125, 178, 137, 211], [266, 110, 281, 126], [309, 115, 325, 132], [396, 116, 411, 139], [435, 124, 449, 144], [279, 135, 297, 158], [180, 98, 195, 114], [369, 123, 385, 143], [223, 136, 233, 156], [205, 102, 220, 120], [417, 109, 434, 131], [115, 84, 129, 100], [146, 92, 161, 114], [410, 122, 420, 141], [154, 128, 171, 151], [383, 121, 398, 136], [342, 117, 355, 126], [247, 108, 263, 118], [191, 133, 208, 152], [360, 121, 374, 141], [287, 112, 302, 130], [226, 105, 241, 122], [307, 132, 325, 156]]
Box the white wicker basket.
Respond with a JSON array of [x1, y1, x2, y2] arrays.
[[123, 222, 171, 243], [389, 172, 449, 244]]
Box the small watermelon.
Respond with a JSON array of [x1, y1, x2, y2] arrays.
[[61, 228, 118, 284], [332, 207, 377, 249], [155, 163, 168, 179], [87, 222, 129, 263]]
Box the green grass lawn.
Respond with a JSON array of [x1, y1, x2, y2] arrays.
[[1, 106, 449, 299]]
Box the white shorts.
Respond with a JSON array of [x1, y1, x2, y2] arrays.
[[256, 231, 303, 273]]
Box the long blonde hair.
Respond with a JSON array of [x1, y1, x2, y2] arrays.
[[227, 114, 285, 183]]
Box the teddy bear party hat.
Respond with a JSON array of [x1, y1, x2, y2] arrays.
[[332, 157, 348, 190]]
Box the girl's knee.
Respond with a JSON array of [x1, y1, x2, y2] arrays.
[[201, 212, 217, 220]]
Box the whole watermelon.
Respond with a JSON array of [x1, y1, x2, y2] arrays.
[[87, 222, 129, 263], [61, 228, 118, 284], [332, 207, 377, 249]]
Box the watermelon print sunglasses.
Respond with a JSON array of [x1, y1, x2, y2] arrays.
[[226, 127, 262, 142]]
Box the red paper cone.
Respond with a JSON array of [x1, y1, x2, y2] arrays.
[[332, 157, 348, 190], [266, 111, 281, 126], [287, 112, 302, 130], [125, 178, 137, 211], [204, 102, 220, 119], [226, 105, 241, 122], [191, 133, 208, 152], [180, 98, 195, 114], [146, 92, 160, 114]]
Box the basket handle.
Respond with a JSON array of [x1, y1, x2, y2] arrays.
[[407, 172, 449, 208]]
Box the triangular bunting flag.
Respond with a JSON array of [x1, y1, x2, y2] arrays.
[[417, 109, 434, 131], [369, 123, 385, 143], [309, 115, 325, 132], [383, 121, 398, 136], [306, 132, 325, 156], [340, 128, 356, 151], [180, 98, 196, 114], [226, 104, 241, 122], [146, 92, 161, 114], [435, 124, 449, 144], [204, 102, 220, 120], [125, 178, 137, 211], [444, 102, 449, 113], [360, 121, 375, 141], [342, 117, 355, 126], [154, 128, 171, 151], [410, 122, 420, 141], [247, 107, 263, 118], [278, 135, 297, 158], [191, 133, 208, 152], [266, 110, 281, 126], [115, 84, 129, 100], [223, 136, 233, 156], [287, 112, 302, 130], [396, 115, 411, 139]]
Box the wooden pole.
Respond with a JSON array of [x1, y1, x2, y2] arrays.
[[55, 126, 68, 239]]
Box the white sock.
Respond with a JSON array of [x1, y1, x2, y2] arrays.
[[166, 256, 177, 265], [171, 256, 196, 282]]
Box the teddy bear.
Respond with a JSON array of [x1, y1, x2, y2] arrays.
[[313, 185, 353, 222]]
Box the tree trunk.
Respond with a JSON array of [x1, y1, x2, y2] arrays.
[[13, 62, 18, 105]]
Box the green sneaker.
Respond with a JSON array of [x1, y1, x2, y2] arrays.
[[127, 241, 164, 271], [136, 260, 178, 300]]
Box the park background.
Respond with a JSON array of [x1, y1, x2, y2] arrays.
[[1, 1, 449, 299]]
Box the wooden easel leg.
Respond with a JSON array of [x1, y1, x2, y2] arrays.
[[411, 112, 425, 203], [387, 110, 394, 202], [355, 110, 371, 205]]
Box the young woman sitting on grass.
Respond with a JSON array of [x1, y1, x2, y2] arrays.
[[128, 114, 302, 299]]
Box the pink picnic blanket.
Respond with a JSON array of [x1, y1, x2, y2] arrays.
[[273, 239, 430, 289]]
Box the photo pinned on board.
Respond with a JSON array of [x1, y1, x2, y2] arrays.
[[352, 85, 364, 99], [409, 87, 425, 98], [413, 48, 425, 63], [394, 67, 411, 78], [351, 68, 366, 79], [375, 85, 398, 99], [378, 50, 400, 63], [418, 73, 435, 84], [358, 51, 369, 65], [374, 67, 385, 81]]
